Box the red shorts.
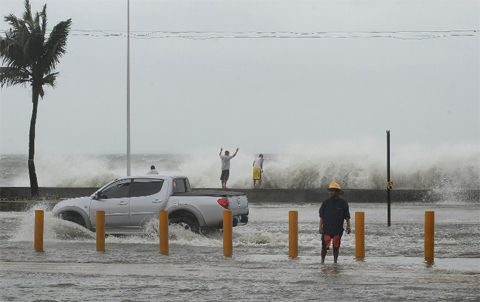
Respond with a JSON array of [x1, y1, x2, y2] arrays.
[[322, 234, 341, 250]]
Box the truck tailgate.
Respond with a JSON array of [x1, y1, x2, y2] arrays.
[[227, 194, 249, 215]]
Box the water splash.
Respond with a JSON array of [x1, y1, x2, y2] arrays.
[[10, 205, 95, 243], [1, 141, 478, 189]]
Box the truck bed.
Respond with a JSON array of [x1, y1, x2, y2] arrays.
[[172, 190, 246, 197]]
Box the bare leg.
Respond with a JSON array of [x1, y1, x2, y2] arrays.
[[321, 249, 327, 264], [259, 179, 263, 189], [333, 249, 339, 263]]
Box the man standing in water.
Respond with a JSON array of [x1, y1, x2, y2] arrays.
[[319, 181, 351, 264], [219, 147, 239, 189], [253, 154, 264, 189]]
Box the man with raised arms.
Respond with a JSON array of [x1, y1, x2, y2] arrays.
[[219, 147, 239, 189]]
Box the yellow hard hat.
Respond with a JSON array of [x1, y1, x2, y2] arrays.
[[328, 181, 344, 195]]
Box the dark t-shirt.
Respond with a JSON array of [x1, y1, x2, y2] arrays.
[[319, 197, 351, 235]]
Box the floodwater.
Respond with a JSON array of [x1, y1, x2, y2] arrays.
[[1, 201, 479, 301]]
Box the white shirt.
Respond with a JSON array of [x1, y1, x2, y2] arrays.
[[220, 155, 234, 171], [147, 170, 159, 174], [253, 157, 263, 168]]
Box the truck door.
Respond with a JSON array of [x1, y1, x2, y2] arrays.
[[90, 178, 132, 229], [129, 178, 167, 226]]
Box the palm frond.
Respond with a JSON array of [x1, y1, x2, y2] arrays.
[[42, 19, 72, 74], [4, 14, 22, 32], [41, 72, 58, 88], [0, 66, 31, 87], [1, 32, 30, 70], [38, 86, 45, 98], [22, 0, 34, 30], [38, 73, 56, 98], [40, 4, 47, 37]]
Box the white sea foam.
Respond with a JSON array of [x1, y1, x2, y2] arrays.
[[1, 141, 479, 189]]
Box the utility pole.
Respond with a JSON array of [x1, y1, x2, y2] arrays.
[[387, 130, 392, 226]]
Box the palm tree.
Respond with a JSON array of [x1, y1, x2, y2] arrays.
[[0, 0, 71, 197]]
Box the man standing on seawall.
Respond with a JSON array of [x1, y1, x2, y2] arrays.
[[253, 154, 264, 189], [219, 147, 239, 189], [319, 181, 351, 264]]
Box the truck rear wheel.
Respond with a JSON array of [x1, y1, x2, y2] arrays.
[[170, 216, 200, 233]]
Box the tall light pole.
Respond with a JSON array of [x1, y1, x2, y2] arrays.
[[126, 0, 131, 176]]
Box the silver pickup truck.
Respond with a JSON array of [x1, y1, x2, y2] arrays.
[[52, 175, 249, 234]]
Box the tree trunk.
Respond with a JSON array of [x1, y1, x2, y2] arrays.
[[29, 89, 40, 197]]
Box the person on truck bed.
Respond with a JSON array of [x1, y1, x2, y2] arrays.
[[219, 147, 239, 189], [147, 165, 159, 174]]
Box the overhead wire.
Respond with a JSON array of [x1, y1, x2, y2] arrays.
[[0, 29, 478, 40]]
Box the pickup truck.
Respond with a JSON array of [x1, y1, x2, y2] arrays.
[[52, 175, 249, 234]]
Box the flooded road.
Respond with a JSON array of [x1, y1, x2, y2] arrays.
[[1, 202, 479, 301]]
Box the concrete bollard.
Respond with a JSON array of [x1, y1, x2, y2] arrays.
[[289, 211, 298, 258], [96, 211, 105, 252], [223, 210, 233, 258], [34, 210, 44, 252], [159, 210, 169, 255], [425, 211, 435, 264], [355, 212, 365, 259]]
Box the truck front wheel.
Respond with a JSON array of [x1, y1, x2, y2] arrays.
[[61, 212, 87, 228]]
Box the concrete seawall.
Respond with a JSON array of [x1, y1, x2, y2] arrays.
[[0, 187, 99, 200], [1, 187, 478, 212]]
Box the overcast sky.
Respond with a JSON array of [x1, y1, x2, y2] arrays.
[[0, 0, 479, 155]]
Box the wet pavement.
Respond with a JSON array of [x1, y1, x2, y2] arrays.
[[1, 202, 479, 301]]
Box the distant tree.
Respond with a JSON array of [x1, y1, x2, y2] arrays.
[[0, 0, 72, 197]]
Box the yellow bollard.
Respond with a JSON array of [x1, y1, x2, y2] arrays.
[[355, 212, 365, 259], [159, 210, 169, 255], [96, 211, 105, 252], [34, 210, 44, 252], [289, 211, 298, 258], [425, 211, 435, 263], [223, 210, 233, 258]]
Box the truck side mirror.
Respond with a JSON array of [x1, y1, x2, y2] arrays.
[[94, 192, 106, 200]]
